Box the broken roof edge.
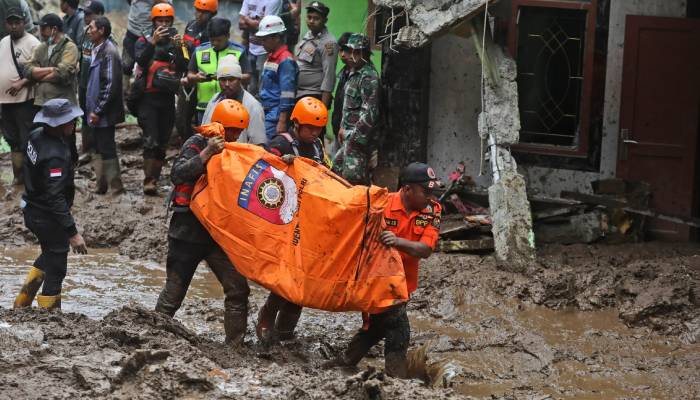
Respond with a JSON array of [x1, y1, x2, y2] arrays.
[[375, 0, 498, 49]]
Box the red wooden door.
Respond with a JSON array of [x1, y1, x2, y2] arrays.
[[617, 16, 700, 241]]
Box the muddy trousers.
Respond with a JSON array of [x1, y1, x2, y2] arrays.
[[22, 206, 69, 296], [340, 303, 410, 378], [138, 93, 175, 161], [155, 238, 250, 344]]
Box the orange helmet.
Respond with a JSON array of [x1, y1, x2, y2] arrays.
[[291, 97, 328, 127], [194, 0, 218, 12], [211, 100, 249, 129], [150, 3, 175, 20]]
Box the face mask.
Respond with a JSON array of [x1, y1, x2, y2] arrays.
[[45, 28, 56, 45]]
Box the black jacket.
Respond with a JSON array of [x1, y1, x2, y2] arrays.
[[22, 127, 77, 236], [168, 134, 213, 244]]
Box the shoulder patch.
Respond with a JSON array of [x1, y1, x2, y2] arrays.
[[415, 218, 429, 227], [432, 216, 441, 228], [26, 141, 37, 165], [324, 42, 335, 55]]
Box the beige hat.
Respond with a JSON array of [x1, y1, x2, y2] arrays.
[[217, 55, 242, 79]]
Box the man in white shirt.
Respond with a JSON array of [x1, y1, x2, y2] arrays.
[[201, 55, 266, 145], [0, 7, 40, 185], [238, 0, 282, 97]]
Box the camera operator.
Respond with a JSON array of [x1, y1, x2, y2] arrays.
[[133, 3, 188, 195]]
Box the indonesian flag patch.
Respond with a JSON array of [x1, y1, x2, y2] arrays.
[[49, 168, 62, 178]]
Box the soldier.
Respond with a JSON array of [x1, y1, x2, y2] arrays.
[[294, 1, 337, 108], [332, 33, 379, 186]]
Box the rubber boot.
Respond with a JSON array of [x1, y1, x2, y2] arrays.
[[255, 302, 279, 345], [104, 158, 125, 195], [36, 294, 61, 310], [13, 267, 45, 308], [274, 304, 302, 341], [93, 155, 108, 194], [323, 330, 377, 369], [385, 352, 408, 378], [154, 271, 188, 317], [143, 158, 157, 196], [78, 124, 94, 166], [224, 309, 248, 347], [10, 151, 24, 185]]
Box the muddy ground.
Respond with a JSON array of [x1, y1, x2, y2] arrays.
[[0, 126, 699, 399]]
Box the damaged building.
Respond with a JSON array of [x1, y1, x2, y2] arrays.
[[372, 0, 700, 243]]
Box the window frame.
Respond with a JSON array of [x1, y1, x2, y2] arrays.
[[508, 0, 598, 158]]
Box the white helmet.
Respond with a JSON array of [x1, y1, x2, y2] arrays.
[[255, 15, 286, 37]]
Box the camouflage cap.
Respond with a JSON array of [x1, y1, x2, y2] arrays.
[[346, 33, 370, 50]]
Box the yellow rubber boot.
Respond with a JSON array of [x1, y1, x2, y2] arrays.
[[36, 294, 61, 310], [13, 267, 45, 308]]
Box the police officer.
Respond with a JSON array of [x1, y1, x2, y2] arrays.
[[186, 17, 248, 125], [156, 100, 251, 346], [13, 99, 88, 311], [325, 162, 443, 377], [256, 96, 330, 343], [332, 33, 380, 186], [295, 1, 337, 108]]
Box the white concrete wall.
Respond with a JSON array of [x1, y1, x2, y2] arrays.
[[427, 33, 491, 187], [427, 0, 687, 197]]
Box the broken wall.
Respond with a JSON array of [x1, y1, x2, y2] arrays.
[[427, 34, 490, 186], [425, 0, 687, 197]]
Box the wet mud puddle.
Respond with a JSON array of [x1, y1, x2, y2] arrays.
[[1, 247, 698, 399]]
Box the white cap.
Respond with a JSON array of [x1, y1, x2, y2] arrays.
[[255, 15, 286, 37], [217, 55, 242, 79]]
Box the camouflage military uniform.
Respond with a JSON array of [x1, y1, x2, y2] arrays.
[[332, 34, 379, 185]]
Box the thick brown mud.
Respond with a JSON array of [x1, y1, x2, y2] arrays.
[[1, 127, 699, 398]]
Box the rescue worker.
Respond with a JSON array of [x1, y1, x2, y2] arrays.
[[238, 0, 282, 97], [256, 14, 297, 140], [295, 1, 337, 108], [175, 0, 217, 141], [332, 33, 380, 186], [185, 17, 248, 125], [201, 54, 266, 145], [13, 99, 88, 310], [76, 0, 106, 165], [155, 99, 251, 346], [134, 2, 188, 195], [256, 96, 330, 343], [325, 162, 443, 377]]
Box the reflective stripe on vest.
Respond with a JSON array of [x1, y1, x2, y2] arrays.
[[195, 47, 243, 110]]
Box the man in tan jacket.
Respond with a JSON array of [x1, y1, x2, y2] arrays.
[[24, 13, 79, 106]]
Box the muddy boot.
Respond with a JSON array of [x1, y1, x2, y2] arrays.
[[143, 158, 158, 196], [385, 352, 408, 378], [93, 155, 108, 194], [224, 309, 248, 347], [36, 294, 61, 310], [154, 273, 188, 317], [255, 301, 279, 345], [10, 151, 24, 185], [104, 158, 125, 195], [323, 330, 377, 369], [274, 304, 302, 341], [13, 267, 45, 308]]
